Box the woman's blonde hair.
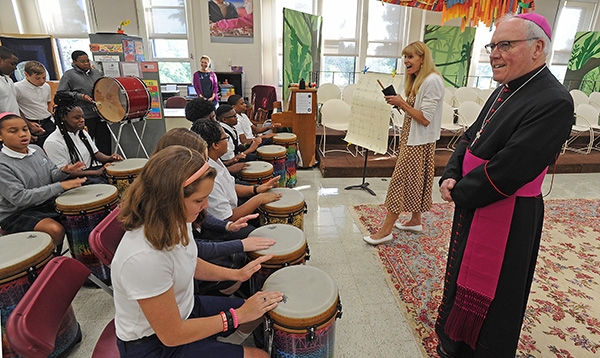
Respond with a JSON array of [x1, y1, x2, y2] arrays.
[[402, 41, 440, 98], [200, 55, 211, 64], [153, 128, 208, 158], [152, 128, 209, 227], [118, 145, 216, 250]]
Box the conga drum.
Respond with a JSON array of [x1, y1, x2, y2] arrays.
[[273, 132, 298, 187], [0, 232, 81, 358], [105, 158, 148, 197], [259, 188, 307, 230], [247, 224, 310, 291], [256, 145, 286, 187], [263, 265, 342, 358], [238, 161, 273, 185], [93, 76, 151, 122], [55, 184, 118, 283]]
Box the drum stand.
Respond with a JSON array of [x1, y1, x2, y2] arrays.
[[105, 117, 149, 159]]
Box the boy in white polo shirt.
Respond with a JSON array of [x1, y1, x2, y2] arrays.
[[15, 60, 55, 146]]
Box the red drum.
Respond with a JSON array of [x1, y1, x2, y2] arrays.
[[1, 232, 81, 358], [93, 76, 151, 122]]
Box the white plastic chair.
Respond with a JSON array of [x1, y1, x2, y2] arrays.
[[438, 102, 464, 151], [456, 101, 482, 128], [570, 89, 589, 107], [453, 87, 479, 106], [317, 83, 342, 104], [319, 99, 355, 157], [563, 103, 595, 154], [477, 88, 495, 105], [444, 88, 454, 105], [588, 92, 600, 111], [342, 84, 357, 105], [388, 108, 403, 156]]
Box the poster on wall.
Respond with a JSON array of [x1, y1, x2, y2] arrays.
[[423, 25, 476, 88], [0, 36, 59, 80], [563, 31, 600, 93], [209, 0, 254, 44], [143, 79, 162, 119]]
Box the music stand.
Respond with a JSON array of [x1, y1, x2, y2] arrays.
[[344, 148, 376, 196]]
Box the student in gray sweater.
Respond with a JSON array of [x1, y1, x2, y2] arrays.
[[0, 113, 86, 252]]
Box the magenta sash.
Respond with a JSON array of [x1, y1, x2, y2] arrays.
[[444, 150, 546, 349]]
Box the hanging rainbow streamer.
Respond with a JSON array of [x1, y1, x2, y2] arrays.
[[381, 0, 534, 29]]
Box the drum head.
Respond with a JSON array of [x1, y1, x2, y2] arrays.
[[241, 161, 273, 175], [249, 224, 305, 257], [263, 266, 338, 321], [0, 232, 53, 279], [55, 184, 118, 211], [257, 145, 286, 158], [94, 77, 127, 122], [106, 158, 148, 176], [263, 188, 304, 211], [274, 133, 297, 142]]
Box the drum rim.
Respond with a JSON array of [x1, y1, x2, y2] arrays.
[[56, 186, 119, 214], [267, 295, 340, 333], [105, 158, 148, 176], [239, 161, 274, 179], [0, 237, 54, 283], [257, 145, 287, 158], [260, 188, 305, 212], [247, 244, 307, 266]]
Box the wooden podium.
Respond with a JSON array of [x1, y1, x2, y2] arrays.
[[271, 88, 317, 168]]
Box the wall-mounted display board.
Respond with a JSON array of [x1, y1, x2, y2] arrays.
[[0, 35, 59, 80]]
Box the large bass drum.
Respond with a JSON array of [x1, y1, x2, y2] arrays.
[[93, 76, 151, 122]]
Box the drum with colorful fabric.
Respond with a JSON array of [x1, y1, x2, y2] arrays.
[[0, 232, 81, 358], [263, 265, 342, 358], [105, 158, 148, 197], [238, 161, 273, 185], [247, 224, 309, 291], [273, 132, 298, 187], [258, 188, 307, 230], [256, 145, 286, 187], [55, 184, 118, 284]]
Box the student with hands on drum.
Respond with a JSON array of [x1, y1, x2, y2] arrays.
[[112, 145, 283, 357]]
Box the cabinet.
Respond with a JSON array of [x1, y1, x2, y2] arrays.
[[215, 72, 244, 103]]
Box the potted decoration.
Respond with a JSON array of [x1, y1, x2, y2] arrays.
[[117, 19, 130, 34]]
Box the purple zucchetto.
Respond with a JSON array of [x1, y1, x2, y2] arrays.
[[515, 13, 552, 41]]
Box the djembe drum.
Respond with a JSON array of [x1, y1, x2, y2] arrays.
[[0, 232, 81, 358], [238, 161, 273, 185], [273, 132, 298, 187], [256, 145, 286, 187], [258, 188, 307, 230], [55, 184, 118, 284], [247, 224, 309, 291], [105, 158, 148, 197], [93, 76, 151, 122], [262, 265, 342, 358]]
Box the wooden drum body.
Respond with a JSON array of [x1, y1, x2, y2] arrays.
[[257, 145, 286, 187], [0, 232, 80, 358], [55, 184, 118, 283], [93, 76, 151, 123], [263, 266, 342, 358], [105, 158, 148, 197], [273, 132, 298, 187], [259, 188, 307, 230], [239, 161, 273, 185], [248, 224, 310, 291]]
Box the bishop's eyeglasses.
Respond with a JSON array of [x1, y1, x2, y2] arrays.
[[484, 38, 539, 54]]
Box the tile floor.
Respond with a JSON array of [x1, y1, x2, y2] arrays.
[[66, 170, 600, 357]]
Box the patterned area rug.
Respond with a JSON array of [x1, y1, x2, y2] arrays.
[[350, 199, 600, 357]]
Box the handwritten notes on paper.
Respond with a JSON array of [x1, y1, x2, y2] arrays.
[[344, 72, 403, 154]]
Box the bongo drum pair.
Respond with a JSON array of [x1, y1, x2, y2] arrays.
[[239, 161, 273, 185], [105, 158, 148, 197], [55, 184, 118, 284], [247, 224, 310, 291], [0, 232, 81, 358], [257, 145, 286, 188], [273, 132, 298, 188], [259, 188, 307, 230], [263, 265, 343, 358]]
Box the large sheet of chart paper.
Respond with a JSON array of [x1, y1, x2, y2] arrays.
[[344, 72, 403, 154]]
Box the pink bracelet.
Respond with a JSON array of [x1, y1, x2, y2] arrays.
[[229, 308, 239, 329]]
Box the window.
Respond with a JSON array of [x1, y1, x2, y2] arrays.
[[365, 1, 406, 74], [142, 0, 191, 83]]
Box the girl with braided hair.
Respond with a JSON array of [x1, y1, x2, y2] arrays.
[[44, 92, 122, 183]]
